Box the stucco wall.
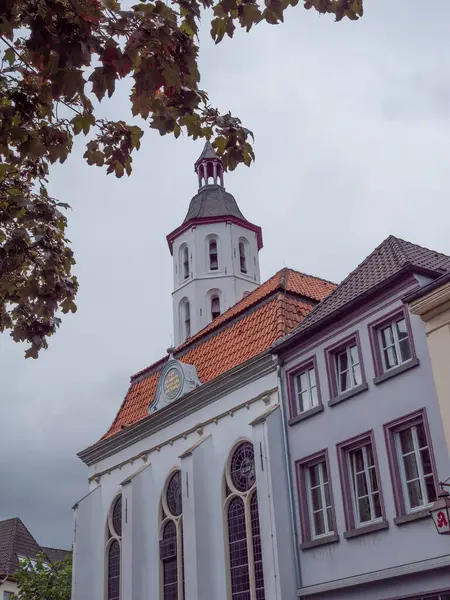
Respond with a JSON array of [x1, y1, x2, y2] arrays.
[[282, 277, 450, 596], [73, 368, 296, 600]]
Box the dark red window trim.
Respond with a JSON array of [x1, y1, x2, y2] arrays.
[[383, 408, 439, 519], [336, 430, 387, 534], [324, 331, 367, 404], [295, 449, 338, 547], [286, 355, 322, 421], [368, 306, 418, 382]]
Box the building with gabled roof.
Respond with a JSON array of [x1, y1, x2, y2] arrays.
[[0, 517, 70, 600], [273, 236, 450, 600]]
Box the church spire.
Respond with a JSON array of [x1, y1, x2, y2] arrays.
[[194, 140, 224, 189]]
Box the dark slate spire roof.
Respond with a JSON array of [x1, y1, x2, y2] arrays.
[[194, 140, 219, 168], [182, 185, 248, 224], [276, 235, 450, 347], [0, 517, 70, 577]]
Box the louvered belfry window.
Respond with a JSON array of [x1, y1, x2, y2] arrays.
[[106, 495, 122, 600], [225, 442, 265, 600], [160, 470, 184, 600]]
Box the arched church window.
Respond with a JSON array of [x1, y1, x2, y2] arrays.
[[239, 240, 248, 274], [160, 470, 184, 600], [182, 246, 189, 280], [224, 442, 265, 600], [184, 301, 190, 339], [106, 495, 122, 600], [209, 239, 218, 271], [211, 295, 220, 320]]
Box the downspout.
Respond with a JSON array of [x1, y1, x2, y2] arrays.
[[275, 357, 302, 590]]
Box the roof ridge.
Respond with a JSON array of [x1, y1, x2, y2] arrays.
[[283, 265, 337, 286], [390, 234, 450, 261], [386, 235, 409, 266]]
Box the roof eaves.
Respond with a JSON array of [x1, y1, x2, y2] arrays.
[[273, 264, 437, 355]]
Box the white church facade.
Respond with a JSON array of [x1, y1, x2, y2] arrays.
[[71, 142, 336, 600]]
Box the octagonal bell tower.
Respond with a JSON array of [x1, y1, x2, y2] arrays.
[[167, 141, 263, 346]]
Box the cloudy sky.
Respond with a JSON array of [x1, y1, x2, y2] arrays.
[[2, 0, 450, 549]]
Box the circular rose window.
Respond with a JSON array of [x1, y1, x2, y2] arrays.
[[230, 442, 255, 493]]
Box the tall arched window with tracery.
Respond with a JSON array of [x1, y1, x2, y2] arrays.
[[106, 495, 122, 600], [160, 470, 184, 600], [224, 441, 265, 600]]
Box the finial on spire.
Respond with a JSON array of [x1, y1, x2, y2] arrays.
[[194, 140, 224, 189]]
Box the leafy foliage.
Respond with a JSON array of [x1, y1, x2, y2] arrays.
[[12, 552, 72, 600], [0, 0, 362, 357]]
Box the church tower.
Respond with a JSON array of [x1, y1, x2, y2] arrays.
[[167, 141, 263, 345]]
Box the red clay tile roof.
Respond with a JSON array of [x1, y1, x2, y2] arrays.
[[102, 268, 335, 440], [280, 235, 450, 344]]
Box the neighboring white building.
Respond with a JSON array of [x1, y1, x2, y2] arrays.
[[72, 143, 336, 600]]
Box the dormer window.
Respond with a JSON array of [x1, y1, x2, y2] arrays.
[[209, 239, 218, 271], [182, 246, 189, 280], [211, 295, 220, 320], [239, 240, 247, 274]]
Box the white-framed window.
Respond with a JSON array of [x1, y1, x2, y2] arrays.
[[378, 316, 412, 372], [335, 343, 362, 394], [294, 366, 318, 415], [347, 443, 382, 527], [184, 301, 190, 339], [224, 441, 265, 600], [180, 245, 189, 280], [395, 422, 437, 513], [209, 239, 218, 271], [211, 295, 220, 320], [305, 460, 334, 539], [239, 239, 248, 274]]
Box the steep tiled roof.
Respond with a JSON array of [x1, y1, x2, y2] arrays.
[[102, 268, 336, 439], [283, 235, 450, 342], [0, 518, 68, 577]]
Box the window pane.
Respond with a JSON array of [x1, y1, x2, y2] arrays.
[[228, 497, 250, 599], [421, 448, 433, 475], [353, 449, 364, 472], [310, 385, 318, 407], [399, 429, 414, 454], [313, 511, 325, 536], [373, 493, 382, 519], [425, 475, 437, 504], [108, 540, 120, 600], [356, 472, 368, 497], [403, 453, 419, 481], [324, 483, 331, 506], [297, 390, 307, 413], [381, 325, 394, 348], [370, 468, 379, 492], [250, 493, 265, 600], [395, 318, 408, 340], [352, 363, 362, 386], [416, 423, 427, 448], [309, 368, 316, 388], [311, 487, 323, 511], [299, 372, 308, 392], [326, 507, 334, 531], [366, 445, 375, 466], [339, 370, 349, 392], [337, 351, 348, 373], [407, 479, 424, 508], [349, 345, 359, 366], [383, 345, 398, 369], [399, 338, 412, 362], [358, 497, 371, 523], [309, 465, 320, 488]]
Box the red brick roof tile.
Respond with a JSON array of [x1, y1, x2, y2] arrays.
[[101, 269, 335, 440]]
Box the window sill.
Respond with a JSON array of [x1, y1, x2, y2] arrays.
[[288, 405, 324, 426], [393, 509, 430, 526], [328, 382, 369, 407], [343, 520, 389, 539], [373, 358, 420, 386], [300, 533, 339, 550]]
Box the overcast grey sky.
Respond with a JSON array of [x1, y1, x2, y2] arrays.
[[2, 0, 450, 549]]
